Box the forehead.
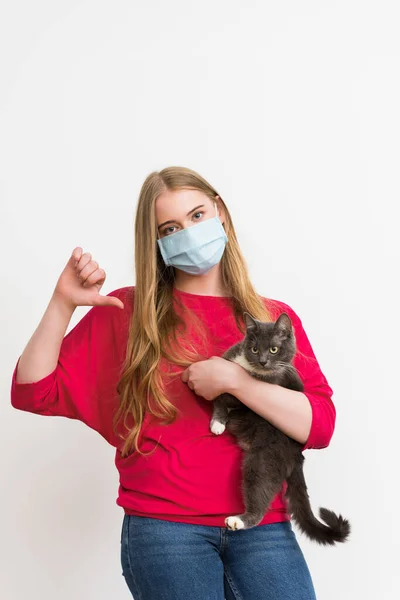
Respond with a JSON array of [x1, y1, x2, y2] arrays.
[[247, 323, 276, 338], [155, 188, 211, 221]]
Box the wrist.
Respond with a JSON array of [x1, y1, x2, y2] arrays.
[[50, 292, 77, 316], [226, 362, 249, 395]]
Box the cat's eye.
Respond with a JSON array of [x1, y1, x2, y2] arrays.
[[251, 345, 259, 354], [269, 346, 279, 354]]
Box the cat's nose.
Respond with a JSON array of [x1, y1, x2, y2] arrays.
[[259, 361, 267, 367]]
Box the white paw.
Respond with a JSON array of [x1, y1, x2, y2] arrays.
[[210, 420, 226, 435], [225, 516, 245, 530]]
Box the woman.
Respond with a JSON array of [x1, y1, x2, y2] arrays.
[[11, 166, 335, 599]]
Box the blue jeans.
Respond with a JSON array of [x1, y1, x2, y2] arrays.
[[120, 514, 317, 599]]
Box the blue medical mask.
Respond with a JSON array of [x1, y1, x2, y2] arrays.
[[157, 202, 228, 275]]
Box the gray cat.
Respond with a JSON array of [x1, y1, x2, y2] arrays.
[[210, 311, 350, 546]]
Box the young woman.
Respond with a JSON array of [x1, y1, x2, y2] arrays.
[[11, 166, 335, 600]]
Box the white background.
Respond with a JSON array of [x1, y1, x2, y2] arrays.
[[1, 1, 398, 599]]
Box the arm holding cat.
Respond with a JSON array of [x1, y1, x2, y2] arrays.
[[228, 303, 336, 450], [181, 303, 336, 450], [228, 374, 313, 446]]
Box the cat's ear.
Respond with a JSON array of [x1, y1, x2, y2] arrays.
[[243, 312, 259, 331], [273, 312, 293, 337]]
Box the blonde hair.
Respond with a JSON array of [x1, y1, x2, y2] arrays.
[[113, 166, 274, 458]]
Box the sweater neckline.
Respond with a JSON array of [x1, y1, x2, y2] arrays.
[[172, 286, 233, 309]]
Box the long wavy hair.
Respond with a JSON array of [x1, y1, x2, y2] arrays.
[[113, 166, 276, 458]]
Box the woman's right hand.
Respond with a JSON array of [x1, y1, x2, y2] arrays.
[[52, 247, 124, 310]]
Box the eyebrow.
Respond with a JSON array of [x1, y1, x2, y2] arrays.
[[157, 204, 206, 230]]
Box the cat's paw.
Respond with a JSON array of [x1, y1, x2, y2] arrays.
[[210, 420, 226, 435], [225, 516, 245, 530]]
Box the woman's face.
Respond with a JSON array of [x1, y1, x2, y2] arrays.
[[155, 189, 224, 239]]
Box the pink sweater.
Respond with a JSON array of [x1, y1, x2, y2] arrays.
[[10, 286, 336, 527]]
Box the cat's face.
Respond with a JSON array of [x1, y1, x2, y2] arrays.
[[242, 312, 296, 372]]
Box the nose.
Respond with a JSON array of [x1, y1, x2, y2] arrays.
[[259, 360, 268, 367]]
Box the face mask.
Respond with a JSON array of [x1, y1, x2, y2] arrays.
[[157, 202, 228, 275]]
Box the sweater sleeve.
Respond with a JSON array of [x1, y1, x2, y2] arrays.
[[269, 299, 336, 451], [10, 288, 130, 447]]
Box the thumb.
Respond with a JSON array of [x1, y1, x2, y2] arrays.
[[95, 295, 125, 309], [181, 368, 189, 382]]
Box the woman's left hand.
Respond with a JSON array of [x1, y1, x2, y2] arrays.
[[181, 356, 242, 401]]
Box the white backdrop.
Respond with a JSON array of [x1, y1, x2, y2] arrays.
[[1, 1, 398, 599]]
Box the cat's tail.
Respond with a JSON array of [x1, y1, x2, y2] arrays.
[[285, 461, 350, 546]]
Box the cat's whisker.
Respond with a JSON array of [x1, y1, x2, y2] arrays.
[[275, 362, 293, 372]]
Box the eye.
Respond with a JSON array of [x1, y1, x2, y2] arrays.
[[251, 345, 259, 354], [161, 211, 204, 236], [269, 346, 279, 354], [162, 226, 177, 236]]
